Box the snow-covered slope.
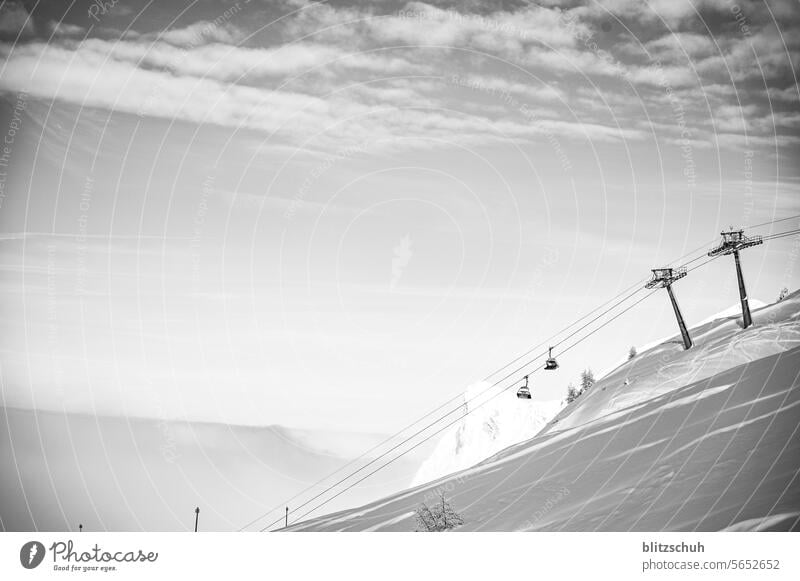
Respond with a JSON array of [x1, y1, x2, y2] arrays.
[[596, 299, 768, 381], [694, 299, 768, 328], [289, 292, 800, 531], [414, 300, 774, 488], [412, 383, 562, 486], [549, 296, 799, 435]]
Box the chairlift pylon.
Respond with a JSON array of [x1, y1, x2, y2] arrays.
[[516, 375, 531, 399], [544, 346, 559, 370]]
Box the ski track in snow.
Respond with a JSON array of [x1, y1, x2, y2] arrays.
[[363, 511, 415, 531]]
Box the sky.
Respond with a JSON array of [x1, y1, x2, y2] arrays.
[[0, 0, 798, 433]]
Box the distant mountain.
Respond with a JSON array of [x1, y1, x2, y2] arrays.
[[0, 410, 420, 531], [289, 291, 800, 531]]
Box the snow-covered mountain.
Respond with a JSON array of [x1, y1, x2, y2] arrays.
[[289, 291, 800, 531], [412, 383, 562, 486]]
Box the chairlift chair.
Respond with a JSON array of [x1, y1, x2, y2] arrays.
[[544, 346, 559, 370], [516, 375, 532, 399]]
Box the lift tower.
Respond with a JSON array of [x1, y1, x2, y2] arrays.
[[708, 228, 763, 329], [646, 267, 693, 350]]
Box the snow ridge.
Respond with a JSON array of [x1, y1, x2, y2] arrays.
[[412, 381, 562, 485]]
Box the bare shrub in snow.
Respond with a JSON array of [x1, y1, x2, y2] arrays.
[[415, 492, 464, 531]]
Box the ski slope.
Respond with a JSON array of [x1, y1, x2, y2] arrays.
[[288, 292, 800, 531], [416, 300, 774, 489]]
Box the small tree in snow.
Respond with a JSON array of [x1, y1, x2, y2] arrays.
[[580, 368, 595, 395], [566, 383, 579, 404], [415, 492, 464, 531], [778, 287, 789, 302], [628, 346, 637, 360]]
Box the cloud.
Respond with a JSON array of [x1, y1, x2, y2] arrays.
[[588, 0, 732, 25], [0, 1, 34, 39], [0, 0, 796, 154], [0, 23, 640, 154], [645, 32, 719, 61], [712, 103, 761, 133], [768, 86, 800, 103], [720, 23, 800, 83], [47, 21, 87, 38], [449, 73, 565, 103], [372, 2, 586, 51], [157, 20, 245, 47], [77, 37, 345, 80], [626, 61, 697, 88], [23, 33, 424, 91], [0, 42, 332, 138]]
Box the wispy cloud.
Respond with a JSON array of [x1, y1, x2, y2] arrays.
[[1, 0, 797, 154]]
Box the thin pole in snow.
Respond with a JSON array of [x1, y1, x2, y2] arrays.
[[285, 507, 289, 528], [194, 507, 200, 532]]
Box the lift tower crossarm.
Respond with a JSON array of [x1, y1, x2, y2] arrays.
[[708, 228, 763, 329], [645, 267, 693, 350]]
